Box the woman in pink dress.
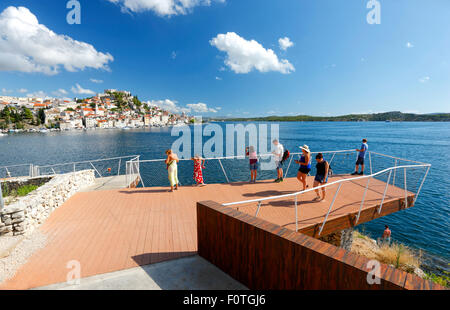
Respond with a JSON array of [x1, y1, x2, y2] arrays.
[[191, 155, 206, 186]]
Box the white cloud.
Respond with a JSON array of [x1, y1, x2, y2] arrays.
[[17, 88, 28, 93], [419, 76, 430, 83], [108, 0, 225, 17], [186, 102, 217, 113], [0, 6, 114, 75], [278, 37, 294, 51], [215, 76, 222, 80], [71, 84, 96, 96], [406, 42, 414, 48], [52, 89, 69, 97], [1, 88, 12, 94], [171, 51, 177, 59], [210, 32, 295, 74], [90, 78, 104, 84], [26, 90, 47, 98], [147, 99, 218, 114]]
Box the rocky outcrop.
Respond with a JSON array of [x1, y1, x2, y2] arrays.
[[0, 170, 95, 236]]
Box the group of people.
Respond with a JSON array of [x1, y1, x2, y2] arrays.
[[165, 150, 206, 192], [164, 138, 369, 198]]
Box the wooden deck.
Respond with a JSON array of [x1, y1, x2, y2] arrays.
[[0, 175, 414, 290]]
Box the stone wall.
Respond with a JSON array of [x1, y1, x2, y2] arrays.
[[0, 170, 95, 237], [319, 228, 354, 251], [1, 177, 53, 197]]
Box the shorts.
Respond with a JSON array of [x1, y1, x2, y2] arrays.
[[276, 161, 284, 170], [314, 174, 327, 184], [249, 162, 258, 171], [299, 167, 311, 174], [356, 157, 365, 165]]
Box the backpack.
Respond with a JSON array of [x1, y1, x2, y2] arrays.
[[281, 150, 290, 164]]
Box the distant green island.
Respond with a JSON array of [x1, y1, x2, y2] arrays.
[[214, 111, 450, 122]]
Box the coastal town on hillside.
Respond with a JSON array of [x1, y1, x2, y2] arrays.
[[0, 89, 195, 133]]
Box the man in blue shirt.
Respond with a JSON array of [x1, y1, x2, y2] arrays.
[[352, 139, 368, 175]]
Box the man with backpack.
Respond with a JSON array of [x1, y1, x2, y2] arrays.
[[272, 139, 288, 183]]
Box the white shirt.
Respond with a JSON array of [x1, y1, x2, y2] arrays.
[[273, 143, 284, 162]]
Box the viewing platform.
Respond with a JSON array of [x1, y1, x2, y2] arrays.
[[1, 150, 440, 290]]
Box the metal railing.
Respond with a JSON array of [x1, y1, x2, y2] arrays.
[[129, 149, 361, 188], [1, 155, 140, 181], [221, 154, 430, 235], [126, 156, 143, 188], [0, 163, 34, 179]]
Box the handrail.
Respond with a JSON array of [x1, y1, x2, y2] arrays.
[[38, 155, 140, 169], [369, 151, 428, 165], [137, 149, 357, 163], [222, 163, 430, 207]]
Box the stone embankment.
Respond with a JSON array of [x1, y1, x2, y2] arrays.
[[0, 170, 95, 236]]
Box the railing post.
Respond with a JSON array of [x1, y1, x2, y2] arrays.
[[118, 158, 121, 176], [393, 159, 397, 186], [255, 201, 262, 217], [284, 155, 294, 179], [0, 182, 4, 210], [404, 167, 408, 209], [328, 152, 336, 166], [355, 177, 371, 225], [369, 152, 373, 175], [295, 195, 298, 232], [414, 166, 430, 204], [218, 159, 230, 183], [90, 162, 102, 178], [319, 183, 342, 236], [73, 163, 76, 173], [378, 170, 393, 214]]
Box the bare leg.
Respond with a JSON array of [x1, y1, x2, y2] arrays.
[[301, 173, 307, 190], [313, 180, 320, 199], [361, 164, 365, 173]]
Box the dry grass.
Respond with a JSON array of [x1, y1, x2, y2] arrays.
[[351, 231, 420, 273]]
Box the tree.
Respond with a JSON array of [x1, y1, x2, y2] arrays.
[[22, 107, 33, 120], [38, 108, 45, 125]]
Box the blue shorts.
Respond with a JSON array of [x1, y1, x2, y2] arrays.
[[250, 162, 258, 171], [315, 174, 327, 184], [276, 161, 283, 169], [356, 157, 365, 165], [299, 167, 311, 174]]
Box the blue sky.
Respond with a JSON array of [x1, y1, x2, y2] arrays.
[[0, 0, 449, 117]]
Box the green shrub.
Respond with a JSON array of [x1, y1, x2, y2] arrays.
[[16, 184, 38, 197]]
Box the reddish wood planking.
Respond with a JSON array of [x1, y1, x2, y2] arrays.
[[1, 175, 415, 289]]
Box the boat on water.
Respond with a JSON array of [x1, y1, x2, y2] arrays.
[[122, 126, 131, 130], [39, 128, 49, 133]]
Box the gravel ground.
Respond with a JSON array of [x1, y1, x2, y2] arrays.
[[0, 231, 47, 284]]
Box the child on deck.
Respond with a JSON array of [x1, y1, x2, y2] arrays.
[[246, 146, 258, 183], [191, 155, 206, 186], [313, 153, 329, 201]]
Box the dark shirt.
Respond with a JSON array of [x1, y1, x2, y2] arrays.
[[316, 160, 328, 176]]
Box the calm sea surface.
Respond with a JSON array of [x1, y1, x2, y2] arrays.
[[1, 122, 449, 274]]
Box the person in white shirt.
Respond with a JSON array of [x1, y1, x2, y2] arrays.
[[272, 139, 284, 183]]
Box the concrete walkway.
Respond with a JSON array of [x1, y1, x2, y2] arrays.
[[81, 174, 139, 192], [34, 256, 247, 290]]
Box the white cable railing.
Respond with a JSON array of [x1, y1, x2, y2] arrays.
[[222, 161, 431, 235], [0, 155, 139, 181]]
